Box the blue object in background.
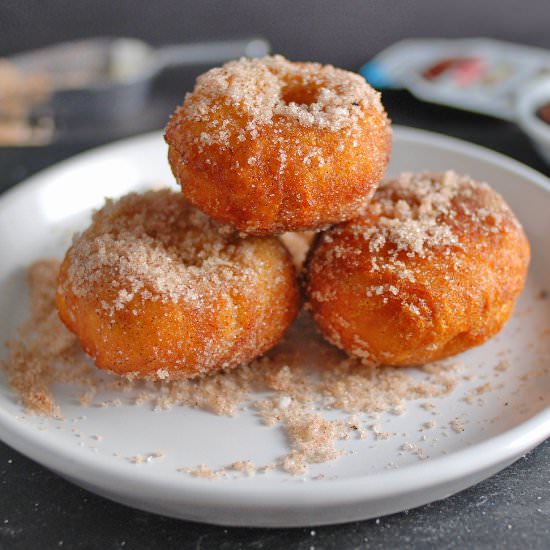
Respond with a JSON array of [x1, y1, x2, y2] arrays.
[[359, 61, 394, 88]]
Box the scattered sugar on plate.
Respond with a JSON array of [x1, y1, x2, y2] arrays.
[[1, 257, 548, 478]]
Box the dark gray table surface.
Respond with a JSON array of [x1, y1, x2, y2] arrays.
[[1, 2, 549, 548]]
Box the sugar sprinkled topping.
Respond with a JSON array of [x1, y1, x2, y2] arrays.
[[173, 55, 383, 149], [62, 190, 262, 312], [310, 170, 519, 303], [165, 55, 390, 235], [356, 170, 513, 259]]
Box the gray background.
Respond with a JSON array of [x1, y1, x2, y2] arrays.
[[2, 0, 550, 67], [0, 1, 549, 549]]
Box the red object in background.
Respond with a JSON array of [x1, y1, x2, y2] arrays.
[[422, 58, 461, 80], [422, 56, 486, 87], [452, 57, 486, 87], [537, 102, 550, 125]]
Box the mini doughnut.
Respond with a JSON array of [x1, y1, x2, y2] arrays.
[[56, 190, 300, 379], [165, 55, 391, 235], [304, 171, 530, 366]]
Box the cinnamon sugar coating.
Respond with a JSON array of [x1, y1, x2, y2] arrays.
[[165, 55, 391, 235], [304, 171, 530, 365], [56, 190, 300, 379], [4, 259, 462, 476]]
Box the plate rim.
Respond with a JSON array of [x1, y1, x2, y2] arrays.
[[1, 124, 550, 211], [1, 125, 549, 509]]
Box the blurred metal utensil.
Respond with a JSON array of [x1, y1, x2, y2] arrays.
[[8, 36, 270, 120]]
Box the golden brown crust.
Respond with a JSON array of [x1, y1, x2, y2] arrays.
[[304, 171, 530, 366], [165, 55, 391, 235], [56, 190, 300, 379]]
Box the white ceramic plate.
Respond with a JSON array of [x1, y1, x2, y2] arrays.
[[1, 127, 549, 527]]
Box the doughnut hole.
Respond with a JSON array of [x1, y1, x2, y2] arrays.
[[56, 190, 300, 379], [165, 56, 391, 235], [304, 172, 530, 366], [280, 80, 320, 106]]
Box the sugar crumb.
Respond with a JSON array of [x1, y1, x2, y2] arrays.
[[2, 258, 476, 479]]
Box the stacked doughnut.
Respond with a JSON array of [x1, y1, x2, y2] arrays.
[[303, 171, 530, 366], [57, 55, 529, 380], [56, 191, 299, 380], [165, 55, 391, 234]]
